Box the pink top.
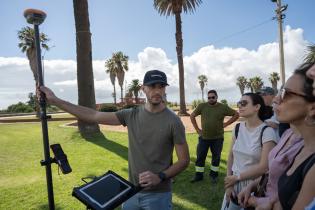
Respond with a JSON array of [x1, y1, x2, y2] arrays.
[[256, 129, 303, 205]]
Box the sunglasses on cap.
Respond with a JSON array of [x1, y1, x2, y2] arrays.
[[208, 96, 216, 100], [237, 100, 249, 108], [278, 88, 308, 103]]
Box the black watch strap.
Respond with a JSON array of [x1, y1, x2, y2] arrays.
[[158, 172, 167, 182]]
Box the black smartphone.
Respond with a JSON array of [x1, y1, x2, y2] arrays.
[[50, 143, 72, 174]]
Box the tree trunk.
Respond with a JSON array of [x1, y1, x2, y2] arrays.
[[73, 0, 100, 137], [135, 92, 139, 104], [201, 88, 204, 101], [239, 85, 245, 95], [117, 70, 125, 103], [27, 50, 41, 117], [175, 12, 188, 116], [113, 84, 117, 104], [272, 82, 278, 93], [109, 72, 116, 104], [120, 86, 123, 103]]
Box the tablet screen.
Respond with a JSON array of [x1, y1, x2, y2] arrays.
[[79, 173, 131, 208]]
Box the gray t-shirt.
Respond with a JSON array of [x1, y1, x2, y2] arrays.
[[115, 105, 186, 192]]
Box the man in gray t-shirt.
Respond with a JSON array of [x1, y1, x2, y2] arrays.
[[116, 105, 186, 193], [40, 69, 190, 210]]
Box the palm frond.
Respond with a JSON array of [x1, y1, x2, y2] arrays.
[[17, 26, 50, 53], [304, 44, 315, 63], [154, 0, 202, 16]]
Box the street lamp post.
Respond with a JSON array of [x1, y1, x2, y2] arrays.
[[272, 0, 288, 86]]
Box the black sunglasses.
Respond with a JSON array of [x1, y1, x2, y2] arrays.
[[208, 96, 216, 100], [279, 88, 308, 103], [237, 100, 249, 108]]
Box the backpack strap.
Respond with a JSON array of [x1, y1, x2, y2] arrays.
[[235, 123, 240, 139], [302, 153, 315, 178], [259, 125, 269, 146], [235, 123, 269, 146]]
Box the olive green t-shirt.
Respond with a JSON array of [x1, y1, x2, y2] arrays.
[[115, 105, 186, 192], [193, 102, 236, 139]]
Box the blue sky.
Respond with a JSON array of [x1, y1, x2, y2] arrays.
[[0, 0, 314, 109]]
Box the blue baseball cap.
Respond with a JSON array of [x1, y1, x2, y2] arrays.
[[143, 70, 169, 86]]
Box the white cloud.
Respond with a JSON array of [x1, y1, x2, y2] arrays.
[[54, 80, 77, 86], [0, 26, 310, 109]]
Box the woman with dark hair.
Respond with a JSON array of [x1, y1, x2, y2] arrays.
[[237, 125, 303, 210], [221, 93, 277, 210], [273, 63, 315, 210], [305, 62, 315, 210]]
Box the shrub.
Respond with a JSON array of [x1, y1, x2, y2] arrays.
[[166, 101, 179, 108], [191, 99, 203, 109], [121, 104, 139, 110], [99, 104, 118, 112], [166, 101, 173, 107], [47, 105, 60, 112], [6, 102, 34, 113], [220, 99, 228, 105]]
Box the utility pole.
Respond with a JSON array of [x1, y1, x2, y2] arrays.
[[272, 0, 288, 86]]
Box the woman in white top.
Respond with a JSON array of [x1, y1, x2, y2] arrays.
[[222, 93, 277, 210]]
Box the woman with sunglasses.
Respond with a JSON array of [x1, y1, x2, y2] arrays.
[[237, 125, 303, 210], [272, 63, 315, 210], [305, 61, 315, 210], [222, 93, 277, 210]]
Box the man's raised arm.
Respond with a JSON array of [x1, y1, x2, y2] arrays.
[[39, 86, 121, 125]]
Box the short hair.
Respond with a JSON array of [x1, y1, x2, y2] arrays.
[[294, 62, 315, 102], [208, 90, 217, 96]]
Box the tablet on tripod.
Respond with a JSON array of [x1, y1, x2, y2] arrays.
[[72, 170, 141, 210]]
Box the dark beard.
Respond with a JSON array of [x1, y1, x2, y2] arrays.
[[208, 101, 217, 105], [148, 97, 162, 106]]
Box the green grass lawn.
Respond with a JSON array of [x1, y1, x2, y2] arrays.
[[0, 121, 232, 210]]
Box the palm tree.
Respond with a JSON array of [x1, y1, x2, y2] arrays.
[[18, 26, 49, 85], [18, 26, 49, 117], [197, 75, 207, 101], [128, 79, 142, 103], [250, 76, 264, 93], [154, 0, 202, 116], [236, 76, 247, 95], [73, 0, 100, 137], [269, 72, 280, 93], [105, 58, 117, 104], [304, 43, 315, 63], [247, 78, 254, 93], [112, 52, 129, 103]]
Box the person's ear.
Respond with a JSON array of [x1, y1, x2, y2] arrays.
[[255, 104, 261, 112], [141, 85, 145, 93], [305, 102, 315, 126]]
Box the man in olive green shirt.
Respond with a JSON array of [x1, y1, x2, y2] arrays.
[[190, 90, 239, 183]]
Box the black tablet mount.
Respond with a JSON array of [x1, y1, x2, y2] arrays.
[[73, 170, 142, 210]]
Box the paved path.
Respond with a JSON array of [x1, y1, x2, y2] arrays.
[[1, 113, 239, 133], [98, 115, 238, 133]]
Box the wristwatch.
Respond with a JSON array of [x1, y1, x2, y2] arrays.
[[158, 172, 167, 182]]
